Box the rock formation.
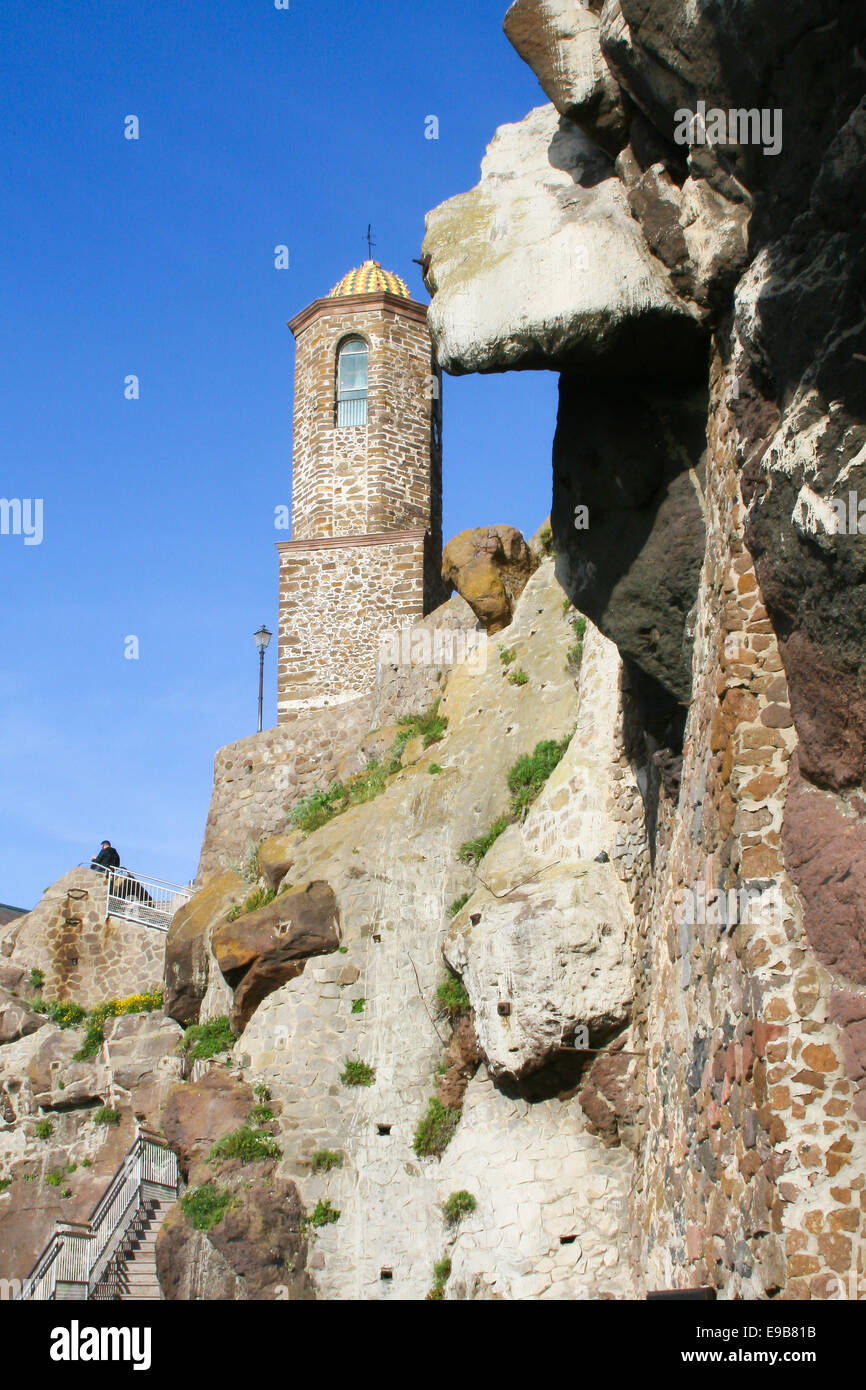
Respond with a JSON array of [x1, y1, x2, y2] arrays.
[[419, 0, 866, 1299], [3, 0, 865, 1304]]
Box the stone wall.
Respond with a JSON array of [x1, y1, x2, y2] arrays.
[[2, 868, 164, 1009], [197, 698, 375, 885], [289, 293, 442, 554], [627, 358, 866, 1300], [277, 530, 427, 713], [199, 592, 482, 884]]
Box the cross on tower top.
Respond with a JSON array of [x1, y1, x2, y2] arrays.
[[366, 224, 376, 261]]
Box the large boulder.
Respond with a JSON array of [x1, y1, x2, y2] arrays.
[[102, 1011, 184, 1130], [0, 988, 47, 1045], [444, 619, 637, 1079], [164, 870, 248, 1025], [156, 1161, 313, 1301], [257, 833, 303, 893], [211, 882, 341, 1031], [161, 1069, 252, 1179], [445, 865, 633, 1079], [504, 0, 628, 155], [441, 526, 536, 635], [423, 103, 702, 376]]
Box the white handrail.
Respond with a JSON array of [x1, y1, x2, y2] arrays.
[[81, 864, 194, 934], [16, 1130, 179, 1300]]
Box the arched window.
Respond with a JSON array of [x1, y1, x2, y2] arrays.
[[337, 337, 369, 427]]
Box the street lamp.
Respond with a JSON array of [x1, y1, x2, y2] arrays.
[[254, 625, 272, 733]]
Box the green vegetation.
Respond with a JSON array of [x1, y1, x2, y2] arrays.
[[508, 668, 529, 687], [0, 1178, 11, 1194], [207, 1125, 282, 1164], [242, 885, 275, 916], [507, 737, 570, 819], [427, 763, 443, 775], [413, 1098, 461, 1159], [73, 989, 164, 1061], [44, 1169, 65, 1187], [23, 1172, 36, 1182], [457, 817, 509, 865], [567, 615, 587, 666], [94, 1106, 119, 1127], [29, 998, 86, 1029], [307, 1198, 340, 1229], [446, 893, 471, 919], [248, 1104, 274, 1125], [81, 1158, 92, 1169], [310, 1150, 343, 1174], [351, 997, 366, 1014], [181, 1183, 234, 1232], [442, 1190, 477, 1225], [340, 1059, 375, 1088], [396, 699, 448, 750], [427, 1256, 452, 1300], [435, 975, 470, 1019], [498, 647, 516, 666], [61, 1187, 72, 1199], [34, 1119, 53, 1141], [181, 1015, 235, 1064], [538, 524, 554, 556], [253, 1083, 271, 1101], [289, 700, 448, 835], [227, 904, 242, 922], [237, 842, 264, 885], [29, 968, 45, 991]]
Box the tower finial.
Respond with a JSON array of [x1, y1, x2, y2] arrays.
[[366, 223, 376, 261]]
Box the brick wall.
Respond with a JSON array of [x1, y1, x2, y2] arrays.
[[277, 530, 428, 714], [288, 293, 442, 557]]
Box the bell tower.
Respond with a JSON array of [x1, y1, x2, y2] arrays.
[[277, 260, 444, 719]]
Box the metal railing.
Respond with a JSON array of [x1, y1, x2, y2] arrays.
[[84, 864, 194, 933], [16, 1131, 179, 1300]]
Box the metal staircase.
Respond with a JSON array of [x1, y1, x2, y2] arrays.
[[17, 1131, 180, 1300]]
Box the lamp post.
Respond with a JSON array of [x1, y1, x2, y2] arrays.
[[254, 625, 272, 733]]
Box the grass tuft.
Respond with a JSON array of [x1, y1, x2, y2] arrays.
[[340, 1059, 375, 1087], [181, 1183, 234, 1232], [442, 1190, 477, 1225], [310, 1149, 343, 1173], [413, 1097, 461, 1158], [457, 817, 509, 866], [207, 1125, 282, 1165]]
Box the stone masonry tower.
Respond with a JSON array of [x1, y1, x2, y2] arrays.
[[277, 260, 443, 718]]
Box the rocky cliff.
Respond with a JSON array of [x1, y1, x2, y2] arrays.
[[2, 0, 865, 1303], [421, 0, 866, 1298]]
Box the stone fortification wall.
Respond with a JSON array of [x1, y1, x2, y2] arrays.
[[277, 531, 427, 714]]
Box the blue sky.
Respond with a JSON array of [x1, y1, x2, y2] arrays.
[[0, 0, 559, 909]]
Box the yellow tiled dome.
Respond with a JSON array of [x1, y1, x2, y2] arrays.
[[329, 260, 410, 299]]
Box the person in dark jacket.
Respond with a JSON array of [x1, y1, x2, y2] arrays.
[[91, 841, 121, 873]]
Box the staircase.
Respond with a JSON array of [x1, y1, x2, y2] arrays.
[[17, 1132, 180, 1300], [95, 1199, 171, 1301]]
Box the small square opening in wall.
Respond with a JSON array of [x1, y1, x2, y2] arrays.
[[377, 1124, 391, 1136], [559, 1235, 578, 1246], [372, 933, 382, 944], [380, 1268, 393, 1281], [497, 1001, 512, 1017]]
